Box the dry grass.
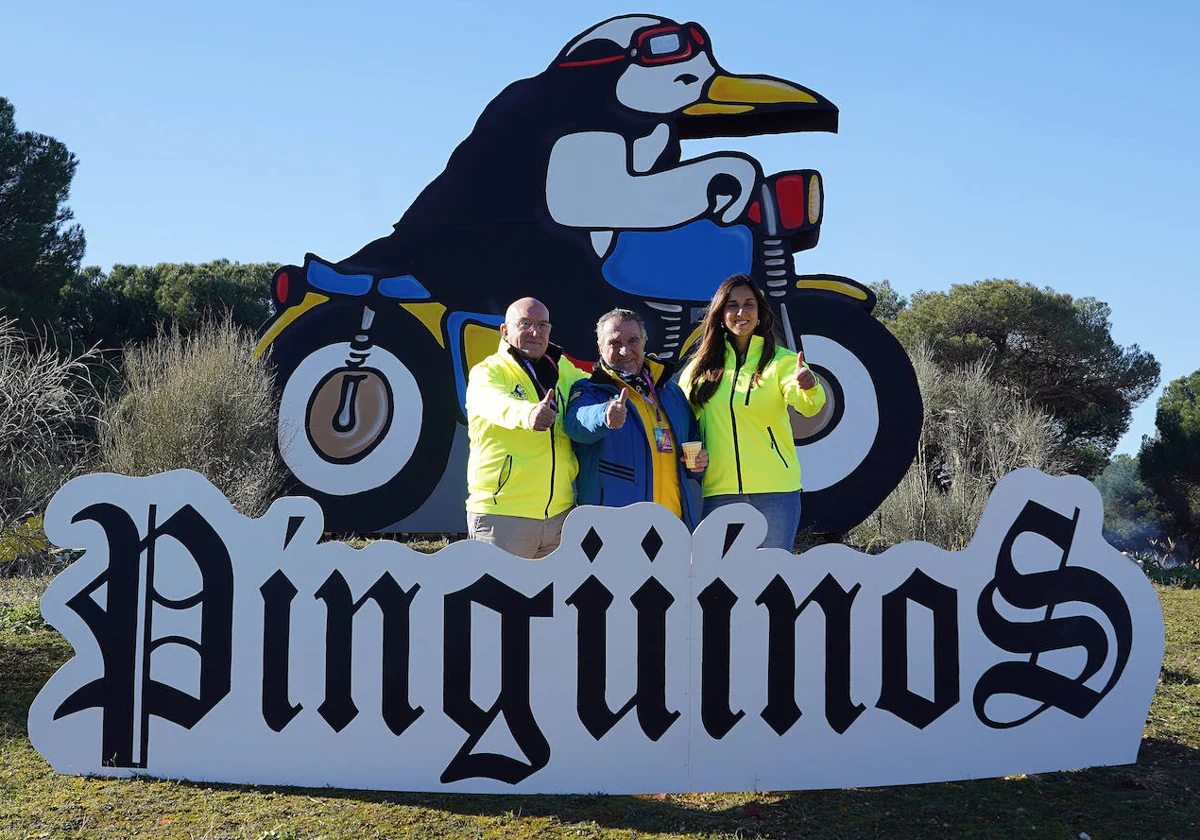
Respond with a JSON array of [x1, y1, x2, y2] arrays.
[[0, 315, 99, 571], [97, 316, 287, 517], [851, 342, 1066, 551]]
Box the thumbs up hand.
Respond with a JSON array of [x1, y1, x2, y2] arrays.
[[605, 388, 629, 429], [795, 351, 816, 390], [528, 388, 558, 431]]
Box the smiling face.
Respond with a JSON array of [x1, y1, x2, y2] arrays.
[[598, 316, 646, 374], [500, 298, 552, 360], [722, 283, 760, 342]]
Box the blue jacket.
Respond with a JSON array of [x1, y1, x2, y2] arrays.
[[564, 359, 703, 529]]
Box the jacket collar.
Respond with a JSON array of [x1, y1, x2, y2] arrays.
[[724, 333, 766, 365], [500, 338, 565, 366]]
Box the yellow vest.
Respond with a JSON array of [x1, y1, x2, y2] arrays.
[[627, 386, 683, 518], [465, 341, 587, 518], [681, 336, 825, 496]]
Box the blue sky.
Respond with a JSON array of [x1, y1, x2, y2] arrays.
[[3, 0, 1196, 454]]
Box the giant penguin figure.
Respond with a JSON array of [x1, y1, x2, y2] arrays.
[[339, 14, 838, 359]]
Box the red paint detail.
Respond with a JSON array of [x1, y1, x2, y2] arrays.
[[275, 271, 289, 303], [775, 175, 809, 230], [747, 201, 761, 224], [558, 54, 625, 68], [690, 25, 705, 46], [566, 354, 595, 374], [636, 25, 678, 43]]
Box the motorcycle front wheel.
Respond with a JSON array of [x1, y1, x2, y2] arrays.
[[269, 301, 456, 532]]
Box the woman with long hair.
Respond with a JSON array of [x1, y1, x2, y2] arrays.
[[681, 275, 826, 550]]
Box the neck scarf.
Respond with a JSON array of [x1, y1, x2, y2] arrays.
[[601, 362, 654, 400]]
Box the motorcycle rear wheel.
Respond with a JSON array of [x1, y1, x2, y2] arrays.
[[785, 293, 922, 535]]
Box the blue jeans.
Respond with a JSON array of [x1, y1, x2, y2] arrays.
[[702, 491, 801, 551]]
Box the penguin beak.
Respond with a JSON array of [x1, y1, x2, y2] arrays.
[[680, 73, 839, 138]]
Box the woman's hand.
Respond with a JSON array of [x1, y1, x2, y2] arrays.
[[681, 448, 709, 471], [795, 351, 817, 390]]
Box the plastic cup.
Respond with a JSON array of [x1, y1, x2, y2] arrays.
[[682, 441, 702, 469]]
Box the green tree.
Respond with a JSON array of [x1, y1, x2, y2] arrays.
[[1095, 453, 1164, 552], [868, 279, 908, 321], [1140, 369, 1200, 553], [59, 260, 276, 350], [0, 97, 85, 327], [891, 279, 1159, 475]]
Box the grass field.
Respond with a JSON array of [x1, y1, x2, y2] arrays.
[[1, 576, 1197, 840]]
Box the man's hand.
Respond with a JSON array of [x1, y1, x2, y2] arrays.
[[528, 389, 557, 431], [795, 351, 816, 390], [605, 389, 629, 429]]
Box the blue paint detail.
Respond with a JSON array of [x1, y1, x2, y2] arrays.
[[447, 311, 505, 412], [378, 274, 430, 300], [602, 220, 754, 299], [307, 261, 373, 296]]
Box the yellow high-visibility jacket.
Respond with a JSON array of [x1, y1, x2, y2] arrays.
[[681, 335, 826, 497], [465, 340, 587, 518]]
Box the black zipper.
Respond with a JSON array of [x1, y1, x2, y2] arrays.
[[492, 454, 513, 504], [768, 426, 790, 469], [729, 356, 745, 493], [544, 386, 558, 518]]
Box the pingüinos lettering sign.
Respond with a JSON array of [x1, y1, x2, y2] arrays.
[[29, 469, 1162, 793]]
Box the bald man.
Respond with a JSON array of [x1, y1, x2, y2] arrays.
[[464, 298, 587, 558]]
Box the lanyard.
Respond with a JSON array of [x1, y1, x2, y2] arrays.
[[639, 370, 662, 425]]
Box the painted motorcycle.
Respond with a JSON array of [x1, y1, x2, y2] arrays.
[[256, 167, 920, 534]]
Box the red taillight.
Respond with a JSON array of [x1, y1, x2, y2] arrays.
[[275, 271, 289, 304], [775, 175, 809, 230]]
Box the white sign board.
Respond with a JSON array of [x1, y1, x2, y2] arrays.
[[29, 469, 1163, 793]]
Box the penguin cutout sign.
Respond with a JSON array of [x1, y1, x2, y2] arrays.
[[256, 14, 922, 535]]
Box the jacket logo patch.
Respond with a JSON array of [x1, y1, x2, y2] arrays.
[[513, 384, 526, 399]]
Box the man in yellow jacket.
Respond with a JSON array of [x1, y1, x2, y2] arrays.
[[465, 297, 587, 558]]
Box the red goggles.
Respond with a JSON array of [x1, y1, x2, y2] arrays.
[[559, 23, 709, 68]]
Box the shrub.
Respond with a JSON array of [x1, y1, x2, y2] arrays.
[[98, 316, 287, 516], [849, 342, 1066, 551], [0, 315, 99, 571]]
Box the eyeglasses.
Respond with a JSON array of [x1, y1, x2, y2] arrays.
[[513, 319, 552, 332], [558, 22, 708, 68]]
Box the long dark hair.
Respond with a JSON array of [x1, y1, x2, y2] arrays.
[[686, 275, 777, 408]]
